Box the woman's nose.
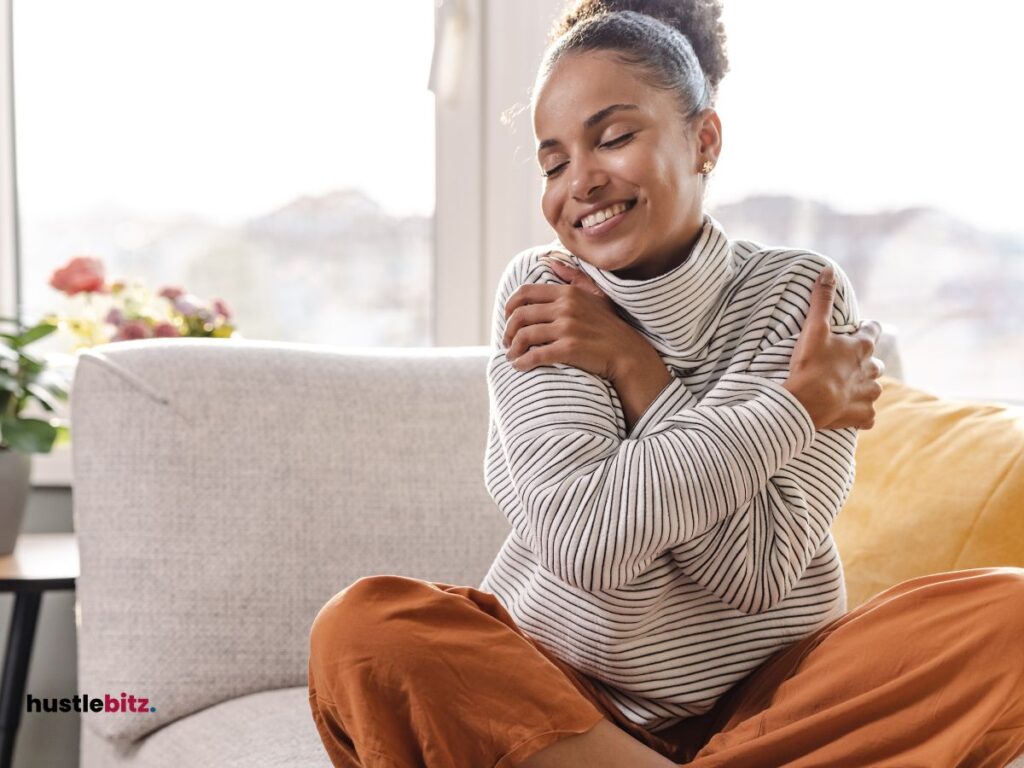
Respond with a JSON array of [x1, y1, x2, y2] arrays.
[[569, 156, 609, 200]]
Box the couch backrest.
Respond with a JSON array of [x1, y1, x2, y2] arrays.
[[71, 340, 511, 743], [71, 330, 904, 743]]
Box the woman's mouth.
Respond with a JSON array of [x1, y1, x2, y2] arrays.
[[574, 199, 637, 238]]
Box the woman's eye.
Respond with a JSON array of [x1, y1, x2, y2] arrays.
[[541, 133, 634, 179], [542, 162, 568, 179], [602, 132, 634, 148]]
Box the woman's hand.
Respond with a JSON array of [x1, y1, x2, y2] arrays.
[[783, 266, 886, 431], [505, 256, 675, 433], [502, 255, 646, 382], [503, 256, 886, 434]]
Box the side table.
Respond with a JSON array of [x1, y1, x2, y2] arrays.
[[0, 533, 78, 768]]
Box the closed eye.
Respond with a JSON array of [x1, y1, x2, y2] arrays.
[[541, 132, 636, 179], [602, 132, 635, 148]]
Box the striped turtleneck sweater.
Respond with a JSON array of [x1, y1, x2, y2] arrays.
[[479, 212, 862, 733]]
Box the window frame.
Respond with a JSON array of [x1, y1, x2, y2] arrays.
[[1, 0, 19, 324]]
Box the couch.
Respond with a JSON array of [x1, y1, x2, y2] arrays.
[[69, 330, 1024, 767]]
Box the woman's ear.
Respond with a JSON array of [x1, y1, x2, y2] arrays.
[[695, 107, 723, 164]]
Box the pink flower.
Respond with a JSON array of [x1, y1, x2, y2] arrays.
[[49, 256, 107, 296], [212, 297, 232, 320], [158, 285, 185, 300], [173, 295, 201, 317], [104, 308, 124, 325], [112, 320, 151, 341], [153, 321, 180, 338]]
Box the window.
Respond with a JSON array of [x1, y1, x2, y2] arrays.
[[13, 0, 436, 358], [706, 0, 1024, 404], [7, 0, 1021, 488]]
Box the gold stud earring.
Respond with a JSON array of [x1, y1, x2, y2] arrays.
[[700, 160, 714, 175]]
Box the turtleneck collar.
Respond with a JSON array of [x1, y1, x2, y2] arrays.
[[542, 212, 738, 364]]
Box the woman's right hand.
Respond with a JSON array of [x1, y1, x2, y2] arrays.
[[782, 266, 885, 431]]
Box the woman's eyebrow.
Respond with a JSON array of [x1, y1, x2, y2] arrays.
[[536, 103, 640, 154]]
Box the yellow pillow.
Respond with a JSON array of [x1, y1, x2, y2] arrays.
[[833, 375, 1024, 610]]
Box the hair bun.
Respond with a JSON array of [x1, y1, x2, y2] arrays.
[[550, 0, 729, 95]]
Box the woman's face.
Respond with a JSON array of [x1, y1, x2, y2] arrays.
[[533, 51, 721, 280]]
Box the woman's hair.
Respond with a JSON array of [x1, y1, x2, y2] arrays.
[[540, 0, 729, 123]]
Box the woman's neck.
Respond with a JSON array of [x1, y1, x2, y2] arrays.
[[610, 215, 706, 281]]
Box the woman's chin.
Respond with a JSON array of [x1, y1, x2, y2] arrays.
[[569, 240, 640, 272]]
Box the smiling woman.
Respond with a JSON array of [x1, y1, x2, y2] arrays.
[[305, 1, 1024, 766], [532, 8, 723, 281]]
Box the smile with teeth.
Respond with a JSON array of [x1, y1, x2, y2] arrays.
[[578, 200, 636, 229]]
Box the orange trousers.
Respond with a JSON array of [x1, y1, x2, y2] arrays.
[[307, 567, 1024, 767]]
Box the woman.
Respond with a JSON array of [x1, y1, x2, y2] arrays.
[[307, 1, 1024, 766]]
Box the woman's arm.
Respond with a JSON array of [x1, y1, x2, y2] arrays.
[[580, 261, 870, 613], [485, 250, 833, 598], [609, 345, 673, 435], [487, 247, 877, 613], [640, 349, 859, 615], [486, 344, 815, 600], [666, 376, 857, 615], [609, 266, 882, 435]]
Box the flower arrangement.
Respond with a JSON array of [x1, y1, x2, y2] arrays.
[[43, 255, 238, 351]]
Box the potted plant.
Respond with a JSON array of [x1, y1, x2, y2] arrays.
[[0, 316, 70, 555]]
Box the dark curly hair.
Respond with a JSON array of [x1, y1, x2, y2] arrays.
[[539, 0, 729, 124]]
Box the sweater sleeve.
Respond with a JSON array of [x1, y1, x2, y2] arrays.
[[636, 258, 862, 614], [484, 250, 819, 595]]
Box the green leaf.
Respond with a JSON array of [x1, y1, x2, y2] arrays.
[[14, 323, 58, 347], [15, 353, 44, 375], [40, 379, 70, 402], [0, 417, 57, 453], [0, 372, 23, 397], [26, 382, 60, 412]]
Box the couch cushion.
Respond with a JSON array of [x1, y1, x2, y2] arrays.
[[81, 687, 329, 767], [833, 375, 1024, 610]]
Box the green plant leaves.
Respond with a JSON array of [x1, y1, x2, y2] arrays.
[[0, 416, 59, 453], [0, 320, 71, 449], [25, 382, 62, 412], [7, 322, 57, 348]]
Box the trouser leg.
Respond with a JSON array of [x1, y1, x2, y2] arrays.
[[682, 567, 1024, 768], [306, 575, 608, 768]]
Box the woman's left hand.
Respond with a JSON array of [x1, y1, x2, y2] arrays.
[[502, 256, 645, 381]]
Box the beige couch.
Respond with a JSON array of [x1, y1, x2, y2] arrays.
[[69, 332, 1023, 766]]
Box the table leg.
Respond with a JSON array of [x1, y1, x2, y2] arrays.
[[0, 592, 42, 768]]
